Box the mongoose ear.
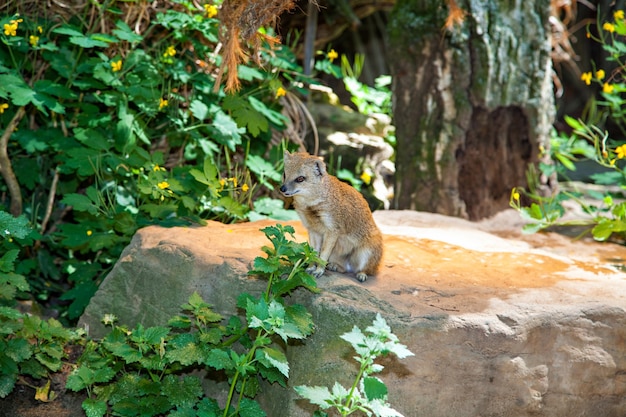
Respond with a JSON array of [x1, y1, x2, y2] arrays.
[[314, 160, 326, 177], [283, 150, 291, 161]]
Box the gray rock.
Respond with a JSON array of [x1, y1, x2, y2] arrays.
[[80, 210, 626, 416]]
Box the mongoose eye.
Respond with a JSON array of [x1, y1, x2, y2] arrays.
[[295, 176, 305, 183]]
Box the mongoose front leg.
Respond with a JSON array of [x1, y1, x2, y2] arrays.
[[306, 233, 339, 278]]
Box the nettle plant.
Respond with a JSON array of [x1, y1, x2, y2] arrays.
[[0, 2, 299, 321], [511, 8, 626, 241], [295, 314, 413, 417]]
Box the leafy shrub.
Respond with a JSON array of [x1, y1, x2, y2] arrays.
[[511, 9, 626, 242], [0, 3, 303, 321]]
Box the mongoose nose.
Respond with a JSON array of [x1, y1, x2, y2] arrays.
[[280, 185, 287, 193]]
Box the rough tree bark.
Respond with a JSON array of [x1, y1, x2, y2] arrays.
[[388, 0, 554, 220]]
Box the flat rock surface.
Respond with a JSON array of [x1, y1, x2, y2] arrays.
[[76, 209, 626, 417]]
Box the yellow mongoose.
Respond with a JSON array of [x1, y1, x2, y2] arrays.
[[280, 151, 383, 282]]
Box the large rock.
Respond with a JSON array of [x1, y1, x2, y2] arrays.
[[80, 210, 626, 416]]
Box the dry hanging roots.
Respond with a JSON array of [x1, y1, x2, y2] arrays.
[[214, 0, 301, 93]]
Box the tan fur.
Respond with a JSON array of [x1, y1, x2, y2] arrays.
[[280, 151, 383, 282]]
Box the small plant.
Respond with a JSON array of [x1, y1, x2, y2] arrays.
[[295, 314, 414, 417]]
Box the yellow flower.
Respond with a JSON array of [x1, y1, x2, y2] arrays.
[[204, 4, 218, 18], [230, 177, 238, 188], [513, 191, 520, 201], [596, 69, 606, 80], [615, 144, 626, 159], [327, 49, 338, 62], [603, 22, 616, 33], [241, 183, 249, 192], [37, 25, 43, 34], [153, 164, 166, 172], [603, 82, 615, 94], [157, 181, 170, 189], [219, 178, 226, 189], [164, 45, 176, 57], [159, 98, 168, 109], [4, 22, 18, 36], [360, 170, 372, 185], [0, 103, 8, 114], [580, 72, 592, 85], [275, 87, 286, 98], [615, 10, 625, 21], [86, 230, 93, 236], [111, 59, 123, 72], [29, 35, 39, 47]]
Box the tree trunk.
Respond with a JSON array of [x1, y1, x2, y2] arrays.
[[388, 0, 554, 220]]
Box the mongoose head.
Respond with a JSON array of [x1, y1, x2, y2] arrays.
[[280, 151, 326, 199]]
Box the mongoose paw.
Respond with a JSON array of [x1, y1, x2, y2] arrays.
[[326, 263, 341, 272], [306, 264, 325, 278], [355, 272, 368, 282]]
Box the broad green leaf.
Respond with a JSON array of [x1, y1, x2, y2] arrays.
[[69, 35, 110, 48], [204, 348, 234, 371], [82, 398, 108, 417], [52, 26, 84, 37], [0, 212, 31, 239], [61, 194, 98, 215], [210, 111, 244, 151], [363, 376, 388, 401], [166, 340, 204, 366], [0, 250, 19, 273], [294, 385, 333, 409], [249, 96, 286, 125], [113, 20, 143, 43], [238, 398, 267, 417], [261, 347, 289, 377], [246, 155, 281, 183], [0, 374, 17, 398], [161, 375, 203, 408], [190, 99, 209, 120]]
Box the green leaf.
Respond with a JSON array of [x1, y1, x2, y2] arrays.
[[363, 376, 388, 401], [209, 111, 244, 151], [166, 338, 205, 366], [190, 99, 209, 120], [59, 280, 99, 319], [238, 398, 267, 417], [112, 20, 143, 42], [0, 250, 19, 273], [52, 25, 84, 37], [137, 326, 170, 345], [204, 348, 234, 371], [61, 194, 99, 215], [0, 374, 17, 398], [246, 155, 281, 184], [0, 212, 31, 239], [563, 115, 585, 131], [82, 398, 108, 417], [249, 96, 286, 126], [69, 34, 110, 48], [592, 218, 626, 241], [252, 256, 281, 274], [161, 375, 203, 408], [260, 347, 289, 377], [294, 385, 333, 409]]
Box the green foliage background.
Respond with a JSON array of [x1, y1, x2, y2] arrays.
[[0, 1, 301, 322]]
